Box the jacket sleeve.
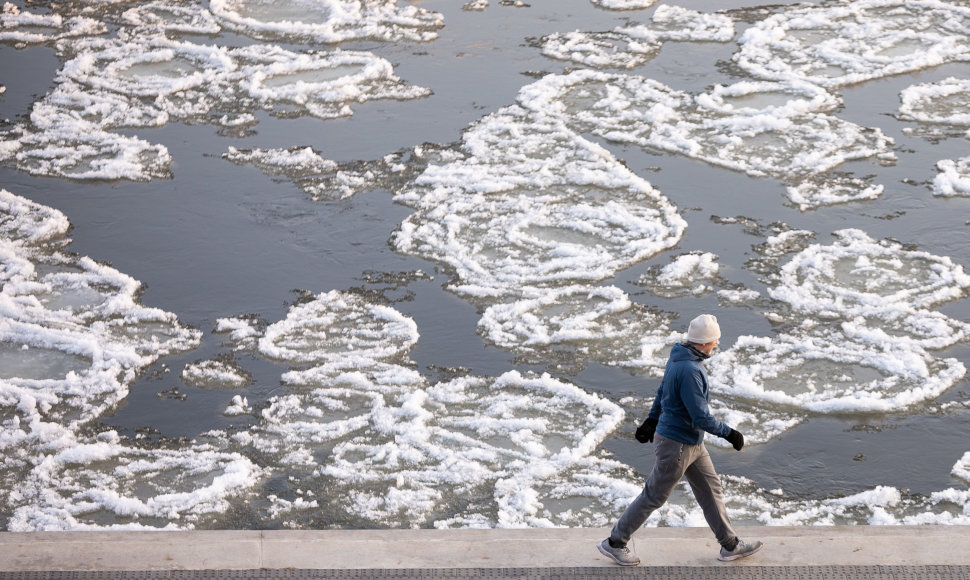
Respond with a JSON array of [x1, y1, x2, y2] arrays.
[[679, 370, 731, 438], [647, 381, 663, 421]]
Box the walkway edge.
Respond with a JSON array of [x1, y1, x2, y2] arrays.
[[2, 526, 970, 571]]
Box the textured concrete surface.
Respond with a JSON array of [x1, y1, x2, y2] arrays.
[[1, 526, 970, 572]]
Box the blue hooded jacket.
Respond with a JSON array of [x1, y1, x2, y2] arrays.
[[647, 342, 731, 445]]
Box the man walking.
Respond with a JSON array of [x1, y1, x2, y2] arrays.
[[597, 314, 762, 566]]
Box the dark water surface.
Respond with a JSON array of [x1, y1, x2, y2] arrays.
[[2, 0, 969, 527]]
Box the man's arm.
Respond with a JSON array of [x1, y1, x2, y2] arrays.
[[635, 383, 663, 443], [647, 381, 663, 421]]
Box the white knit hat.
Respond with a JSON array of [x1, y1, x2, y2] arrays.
[[686, 314, 721, 343]]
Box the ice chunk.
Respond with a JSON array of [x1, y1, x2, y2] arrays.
[[250, 364, 427, 459], [0, 191, 252, 530], [734, 1, 970, 88], [899, 77, 970, 126], [591, 0, 659, 10], [462, 0, 489, 11], [200, 289, 633, 528], [898, 77, 970, 194], [518, 71, 892, 209], [0, 189, 71, 247], [8, 439, 263, 531], [224, 146, 362, 200], [709, 331, 965, 413], [479, 285, 677, 375], [785, 174, 883, 211], [541, 5, 734, 69], [210, 0, 444, 43], [393, 102, 685, 299], [314, 370, 625, 526], [120, 2, 222, 36], [236, 46, 431, 119], [0, 2, 105, 47], [225, 143, 455, 201], [215, 315, 266, 350], [0, 190, 201, 427], [933, 157, 970, 197], [638, 252, 719, 298], [0, 122, 173, 181], [182, 357, 252, 389], [224, 395, 252, 416], [953, 452, 970, 484], [770, 229, 970, 319], [717, 472, 970, 526], [258, 289, 419, 367], [2, 35, 429, 181]]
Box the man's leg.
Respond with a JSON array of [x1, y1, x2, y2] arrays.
[[682, 443, 736, 549], [609, 435, 689, 547]]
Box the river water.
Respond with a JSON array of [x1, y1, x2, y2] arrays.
[[1, 0, 969, 531]]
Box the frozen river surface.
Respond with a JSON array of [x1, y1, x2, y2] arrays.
[[1, 0, 970, 531]]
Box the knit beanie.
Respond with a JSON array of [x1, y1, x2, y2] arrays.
[[686, 314, 721, 344]]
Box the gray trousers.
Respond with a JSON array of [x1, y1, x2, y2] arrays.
[[610, 434, 737, 549]]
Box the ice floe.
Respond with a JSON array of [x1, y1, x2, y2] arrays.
[[734, 0, 970, 88], [462, 0, 489, 12], [0, 189, 201, 426], [701, 227, 969, 443], [223, 145, 436, 201], [204, 289, 635, 528], [120, 2, 223, 37], [224, 394, 252, 416], [0, 6, 430, 180], [934, 157, 970, 197], [518, 71, 894, 210], [897, 77, 970, 196], [182, 356, 252, 389], [899, 77, 970, 127], [637, 252, 719, 298], [209, 0, 444, 44], [224, 113, 686, 368], [723, 470, 970, 526], [709, 331, 965, 414], [0, 2, 105, 47], [540, 5, 734, 70], [478, 285, 678, 375], [0, 188, 262, 531], [8, 432, 263, 531], [257, 289, 418, 368], [393, 102, 685, 299], [591, 0, 658, 10], [768, 228, 970, 327]]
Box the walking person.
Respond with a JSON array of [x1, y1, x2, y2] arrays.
[[597, 314, 762, 566]]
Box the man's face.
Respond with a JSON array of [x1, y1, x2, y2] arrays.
[[699, 338, 719, 355]]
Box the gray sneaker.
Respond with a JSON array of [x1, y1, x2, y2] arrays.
[[598, 538, 640, 566], [718, 538, 763, 562]]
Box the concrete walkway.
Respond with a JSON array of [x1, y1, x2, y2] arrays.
[[1, 526, 969, 577]]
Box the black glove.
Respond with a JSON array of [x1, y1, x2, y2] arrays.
[[635, 418, 658, 443], [725, 429, 744, 451]]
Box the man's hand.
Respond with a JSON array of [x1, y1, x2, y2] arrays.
[[725, 429, 744, 451], [635, 417, 658, 443]]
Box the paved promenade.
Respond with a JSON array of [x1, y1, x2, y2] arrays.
[[1, 526, 969, 578]]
